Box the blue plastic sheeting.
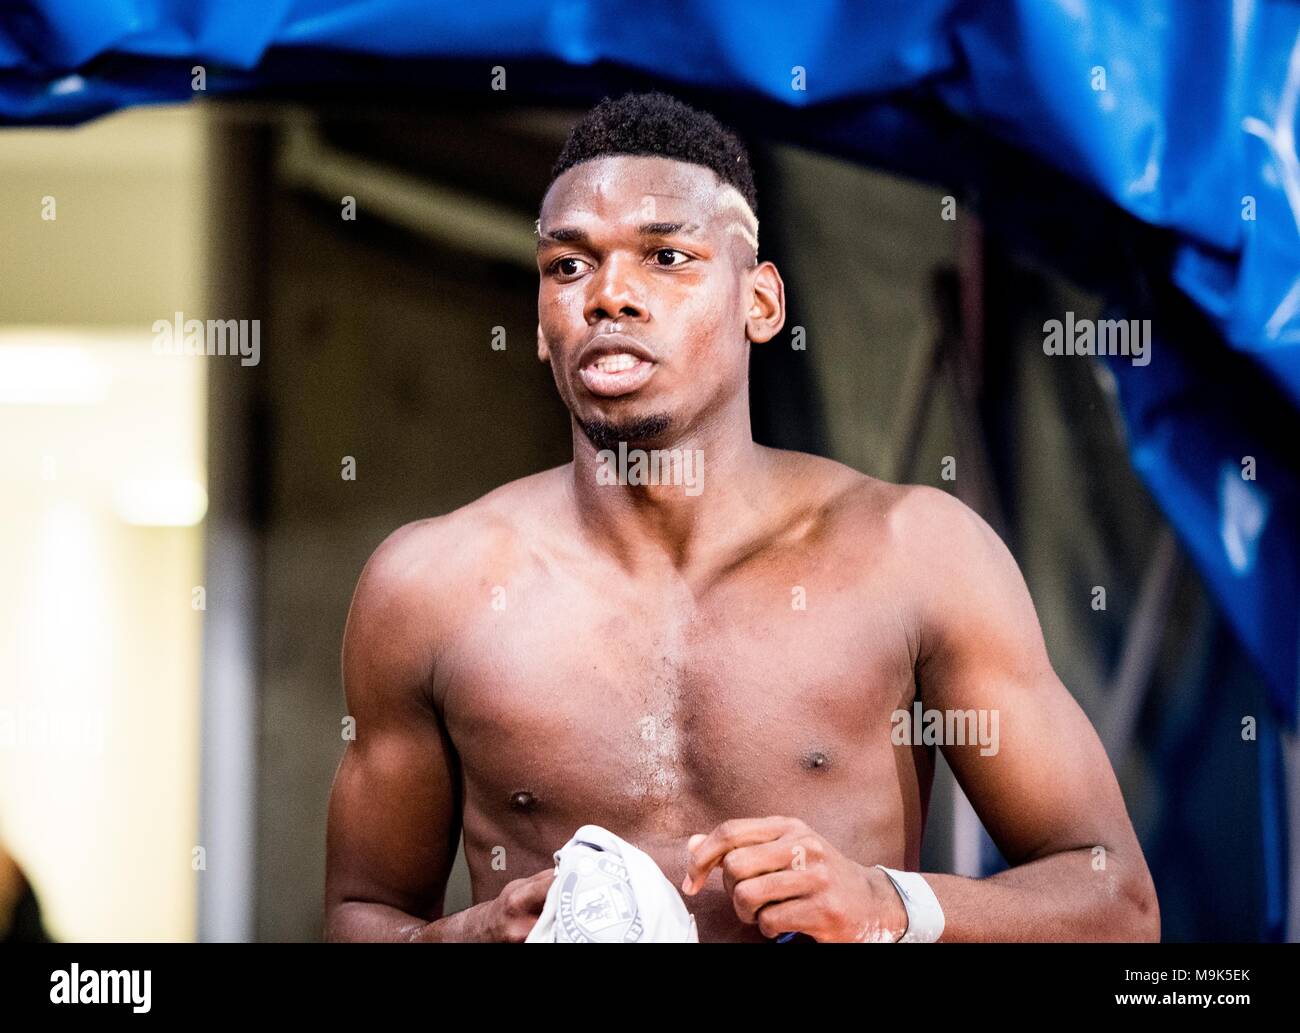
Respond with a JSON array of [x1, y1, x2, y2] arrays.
[[1106, 316, 1298, 728], [1, 1, 1297, 721]]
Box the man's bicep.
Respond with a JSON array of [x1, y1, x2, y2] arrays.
[[930, 661, 1128, 866], [912, 491, 1133, 864], [325, 528, 462, 921], [325, 710, 461, 918]]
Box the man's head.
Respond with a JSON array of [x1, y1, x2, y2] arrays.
[[536, 92, 784, 453]]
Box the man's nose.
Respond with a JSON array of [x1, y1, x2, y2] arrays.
[[584, 253, 647, 324]]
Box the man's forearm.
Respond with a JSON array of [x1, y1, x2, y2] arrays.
[[908, 846, 1159, 942], [326, 900, 481, 942]]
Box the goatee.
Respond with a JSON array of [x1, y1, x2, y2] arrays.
[[577, 412, 672, 452]]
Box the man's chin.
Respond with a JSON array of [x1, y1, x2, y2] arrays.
[[576, 411, 673, 452]]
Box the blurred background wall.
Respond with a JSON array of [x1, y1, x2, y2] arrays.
[[0, 106, 208, 940]]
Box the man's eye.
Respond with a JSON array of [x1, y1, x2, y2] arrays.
[[651, 248, 690, 267], [550, 257, 590, 277]]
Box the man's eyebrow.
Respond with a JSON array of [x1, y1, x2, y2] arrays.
[[535, 221, 702, 251], [536, 226, 588, 250], [638, 221, 700, 236]]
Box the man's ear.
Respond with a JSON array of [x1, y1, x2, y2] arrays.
[[745, 261, 786, 345], [537, 324, 550, 363]]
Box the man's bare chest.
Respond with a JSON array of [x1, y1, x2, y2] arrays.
[[438, 561, 917, 824]]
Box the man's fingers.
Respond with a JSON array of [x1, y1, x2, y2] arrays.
[[753, 897, 822, 941], [719, 838, 806, 897], [731, 869, 815, 924], [508, 867, 556, 913], [681, 816, 802, 894]]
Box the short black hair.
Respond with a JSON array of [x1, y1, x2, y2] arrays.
[[549, 91, 757, 214]]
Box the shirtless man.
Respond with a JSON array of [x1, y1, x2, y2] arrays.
[[323, 92, 1160, 943]]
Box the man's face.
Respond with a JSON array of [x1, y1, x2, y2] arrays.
[[536, 155, 783, 450]]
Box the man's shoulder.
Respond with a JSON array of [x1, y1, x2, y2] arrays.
[[342, 467, 572, 707], [769, 450, 997, 562], [766, 448, 941, 529], [881, 481, 988, 542], [355, 465, 570, 603], [875, 481, 1021, 618]]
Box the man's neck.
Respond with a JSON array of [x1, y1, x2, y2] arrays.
[[567, 394, 776, 574]]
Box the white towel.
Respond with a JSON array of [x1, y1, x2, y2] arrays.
[[525, 824, 699, 943]]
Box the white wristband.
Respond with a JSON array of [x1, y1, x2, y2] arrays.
[[874, 865, 945, 943]]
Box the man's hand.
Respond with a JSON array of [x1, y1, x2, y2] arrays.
[[681, 816, 908, 942], [439, 867, 555, 942]]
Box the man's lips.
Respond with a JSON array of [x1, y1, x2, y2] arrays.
[[577, 333, 658, 398]]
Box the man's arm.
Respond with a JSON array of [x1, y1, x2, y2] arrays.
[[904, 486, 1160, 941], [324, 521, 552, 942]]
